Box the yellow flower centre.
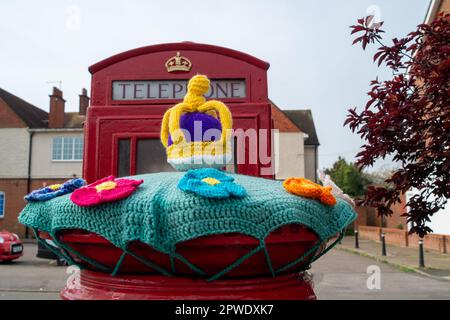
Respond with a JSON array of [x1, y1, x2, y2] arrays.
[[48, 184, 62, 191], [201, 177, 221, 186], [95, 181, 117, 192]]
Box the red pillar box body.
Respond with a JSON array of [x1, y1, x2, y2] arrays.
[[61, 271, 316, 300], [42, 227, 319, 300]]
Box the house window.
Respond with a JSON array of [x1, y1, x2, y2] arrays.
[[0, 192, 5, 219], [52, 136, 83, 161]]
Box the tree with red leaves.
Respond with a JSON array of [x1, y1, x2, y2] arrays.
[[346, 14, 449, 236]]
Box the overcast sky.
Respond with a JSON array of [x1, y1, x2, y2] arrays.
[[0, 0, 430, 170]]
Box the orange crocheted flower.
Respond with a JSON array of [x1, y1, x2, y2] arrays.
[[283, 178, 336, 206]]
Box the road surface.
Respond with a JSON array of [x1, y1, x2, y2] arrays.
[[1, 243, 449, 300]]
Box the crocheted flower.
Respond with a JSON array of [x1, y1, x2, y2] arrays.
[[70, 176, 144, 207], [25, 178, 86, 202], [283, 178, 336, 206], [178, 168, 246, 199]]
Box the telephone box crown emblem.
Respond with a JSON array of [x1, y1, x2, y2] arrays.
[[165, 52, 192, 72]]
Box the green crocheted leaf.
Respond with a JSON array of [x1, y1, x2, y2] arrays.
[[19, 172, 357, 255]]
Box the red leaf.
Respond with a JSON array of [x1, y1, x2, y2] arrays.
[[373, 50, 384, 62], [352, 36, 364, 45], [351, 25, 366, 34]]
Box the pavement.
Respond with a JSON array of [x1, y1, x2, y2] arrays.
[[311, 247, 450, 299], [1, 243, 449, 300], [336, 236, 450, 280], [0, 243, 65, 300]]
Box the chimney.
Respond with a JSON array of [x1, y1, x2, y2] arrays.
[[79, 88, 89, 115], [49, 87, 65, 128]]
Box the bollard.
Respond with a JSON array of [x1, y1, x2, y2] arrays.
[[355, 230, 359, 249], [419, 239, 425, 268], [338, 230, 344, 245], [381, 233, 387, 256]]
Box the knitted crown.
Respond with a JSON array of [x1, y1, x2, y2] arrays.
[[161, 75, 233, 171]]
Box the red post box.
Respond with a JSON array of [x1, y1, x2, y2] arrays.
[[54, 43, 321, 300], [84, 42, 274, 182]]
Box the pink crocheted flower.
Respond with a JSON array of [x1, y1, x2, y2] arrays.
[[70, 176, 144, 207]]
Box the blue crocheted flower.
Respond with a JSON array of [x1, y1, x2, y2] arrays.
[[178, 168, 246, 199], [25, 178, 86, 202]]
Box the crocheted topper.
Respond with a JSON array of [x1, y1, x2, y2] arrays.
[[161, 75, 233, 171], [19, 171, 357, 280]]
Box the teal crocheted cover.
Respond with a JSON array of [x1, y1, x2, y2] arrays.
[[19, 172, 356, 275]]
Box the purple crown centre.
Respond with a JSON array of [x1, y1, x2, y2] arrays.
[[168, 112, 222, 146]]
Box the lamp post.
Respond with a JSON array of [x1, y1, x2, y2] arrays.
[[355, 230, 359, 249]]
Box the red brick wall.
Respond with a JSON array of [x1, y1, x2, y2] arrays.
[[438, 0, 450, 14], [359, 226, 449, 254], [383, 228, 409, 247], [384, 193, 408, 230], [409, 233, 448, 254], [48, 88, 65, 128], [354, 206, 381, 228], [0, 179, 28, 237], [355, 194, 408, 230], [0, 178, 68, 238], [0, 98, 26, 128], [354, 207, 367, 228], [359, 226, 381, 241]]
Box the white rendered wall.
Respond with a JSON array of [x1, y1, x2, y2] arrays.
[[274, 132, 305, 180], [31, 131, 83, 179], [407, 190, 450, 235], [0, 128, 30, 178]]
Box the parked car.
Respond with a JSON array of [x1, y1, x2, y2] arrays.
[[0, 230, 23, 262], [37, 239, 68, 266]]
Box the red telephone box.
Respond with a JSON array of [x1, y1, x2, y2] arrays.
[[84, 42, 273, 182]]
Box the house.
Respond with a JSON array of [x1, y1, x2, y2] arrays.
[[417, 0, 450, 235], [283, 110, 320, 182], [0, 87, 87, 237], [425, 0, 449, 22], [270, 102, 320, 182]]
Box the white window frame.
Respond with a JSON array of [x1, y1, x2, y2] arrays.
[[52, 136, 83, 162], [0, 192, 5, 219]]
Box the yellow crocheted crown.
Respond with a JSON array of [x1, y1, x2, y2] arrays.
[[160, 75, 233, 171]]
